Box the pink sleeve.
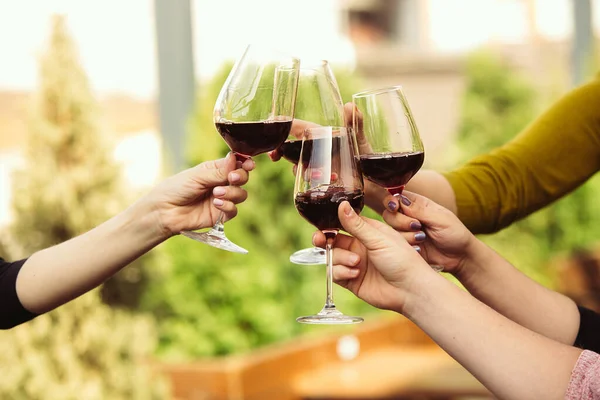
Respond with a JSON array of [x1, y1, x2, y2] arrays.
[[566, 350, 600, 399]]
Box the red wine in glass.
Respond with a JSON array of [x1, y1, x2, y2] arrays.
[[279, 139, 302, 164], [216, 120, 292, 158], [295, 187, 364, 231], [359, 151, 424, 196]]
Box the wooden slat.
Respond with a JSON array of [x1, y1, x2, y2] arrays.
[[293, 347, 491, 399]]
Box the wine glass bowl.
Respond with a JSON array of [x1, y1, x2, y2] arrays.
[[294, 126, 364, 324], [353, 85, 424, 197]]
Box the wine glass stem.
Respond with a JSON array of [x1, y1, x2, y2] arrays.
[[212, 212, 225, 232], [324, 231, 337, 309], [209, 152, 247, 233]]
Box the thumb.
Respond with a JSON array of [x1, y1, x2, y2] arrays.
[[338, 201, 387, 250], [192, 152, 235, 187]]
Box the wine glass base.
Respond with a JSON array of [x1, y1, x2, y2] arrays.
[[296, 307, 363, 325], [290, 247, 326, 265], [181, 230, 249, 254]]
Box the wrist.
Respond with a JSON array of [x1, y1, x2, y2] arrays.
[[398, 267, 445, 316], [453, 237, 491, 285], [124, 198, 172, 245]]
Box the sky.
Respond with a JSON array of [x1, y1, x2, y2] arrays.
[[0, 0, 597, 99], [0, 0, 355, 99]]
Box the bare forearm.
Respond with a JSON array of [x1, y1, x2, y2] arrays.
[[404, 271, 581, 400], [405, 170, 457, 214], [456, 239, 580, 345], [16, 200, 166, 314], [366, 170, 457, 215]]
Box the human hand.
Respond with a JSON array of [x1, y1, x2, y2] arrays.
[[139, 153, 255, 239], [382, 191, 477, 276], [313, 201, 434, 313]]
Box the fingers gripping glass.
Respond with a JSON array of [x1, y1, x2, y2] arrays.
[[294, 126, 364, 324], [181, 45, 300, 253], [353, 86, 442, 272], [280, 61, 345, 265]]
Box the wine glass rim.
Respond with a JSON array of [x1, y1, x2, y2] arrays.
[[302, 126, 348, 140], [352, 85, 404, 98]]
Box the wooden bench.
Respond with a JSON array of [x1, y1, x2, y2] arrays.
[[158, 316, 491, 400]]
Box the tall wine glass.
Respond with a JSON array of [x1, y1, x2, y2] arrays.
[[353, 85, 424, 196], [353, 86, 443, 272], [294, 126, 364, 324], [181, 45, 300, 253], [279, 61, 344, 265]]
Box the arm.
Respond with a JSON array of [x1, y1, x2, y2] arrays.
[[12, 155, 253, 317], [383, 191, 580, 346], [324, 202, 582, 400], [443, 77, 600, 233], [16, 201, 164, 314], [454, 238, 580, 346], [405, 269, 582, 400]]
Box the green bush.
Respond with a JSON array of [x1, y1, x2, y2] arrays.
[[144, 63, 382, 359]]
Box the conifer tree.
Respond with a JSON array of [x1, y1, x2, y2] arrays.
[[0, 15, 165, 399]]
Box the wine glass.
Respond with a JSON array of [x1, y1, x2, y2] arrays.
[[352, 85, 424, 197], [181, 45, 300, 253], [279, 61, 344, 265], [353, 86, 443, 272], [294, 126, 364, 324]]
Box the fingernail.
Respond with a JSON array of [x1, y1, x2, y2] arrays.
[[213, 187, 226, 196], [351, 268, 360, 276], [387, 201, 397, 211], [410, 221, 422, 231], [414, 232, 427, 242], [350, 255, 360, 265], [344, 202, 355, 217], [213, 198, 224, 206], [413, 245, 421, 252], [401, 195, 411, 206], [229, 172, 240, 183]]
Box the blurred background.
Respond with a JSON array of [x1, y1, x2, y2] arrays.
[[0, 0, 599, 399]]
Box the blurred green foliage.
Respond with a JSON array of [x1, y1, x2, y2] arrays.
[[453, 51, 600, 286], [0, 15, 166, 399], [144, 63, 383, 359]]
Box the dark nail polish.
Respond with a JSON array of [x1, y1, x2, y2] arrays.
[[401, 195, 411, 206], [413, 245, 421, 252], [414, 232, 427, 241], [387, 201, 397, 211], [410, 221, 422, 231]]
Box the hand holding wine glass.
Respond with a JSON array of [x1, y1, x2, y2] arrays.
[[181, 45, 299, 253], [353, 86, 443, 272], [294, 125, 365, 324]]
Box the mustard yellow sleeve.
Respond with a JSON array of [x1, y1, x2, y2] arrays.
[[443, 77, 600, 234]]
